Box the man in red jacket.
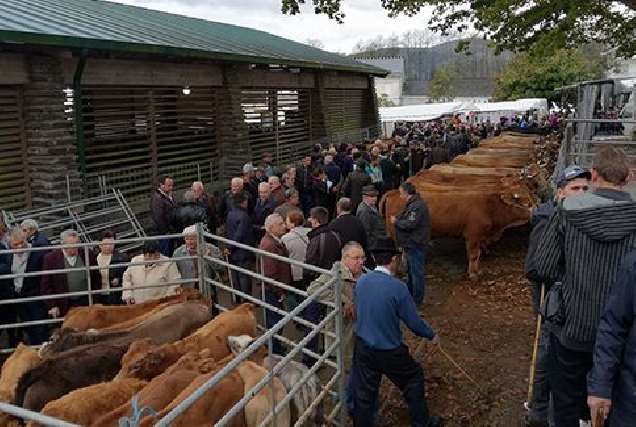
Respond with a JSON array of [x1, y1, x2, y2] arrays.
[[258, 213, 291, 355]]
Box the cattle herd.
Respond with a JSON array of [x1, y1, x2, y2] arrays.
[[379, 131, 560, 279], [0, 290, 322, 426]]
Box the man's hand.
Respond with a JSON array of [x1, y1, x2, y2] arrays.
[[126, 298, 136, 305], [110, 278, 120, 287], [390, 215, 396, 225], [588, 396, 611, 426], [343, 301, 355, 317], [48, 307, 60, 318], [429, 334, 440, 348]]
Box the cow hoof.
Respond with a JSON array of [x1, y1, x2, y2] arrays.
[[469, 273, 479, 282]]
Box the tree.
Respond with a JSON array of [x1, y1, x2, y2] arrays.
[[352, 34, 401, 56], [429, 63, 460, 101], [377, 93, 396, 107], [492, 48, 606, 102], [305, 38, 325, 49], [280, 0, 636, 58]]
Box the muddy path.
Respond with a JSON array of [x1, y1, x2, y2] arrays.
[[379, 226, 534, 427]]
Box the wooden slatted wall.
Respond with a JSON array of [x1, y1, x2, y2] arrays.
[[241, 88, 311, 166], [0, 86, 29, 210], [324, 88, 376, 137], [82, 86, 221, 201]]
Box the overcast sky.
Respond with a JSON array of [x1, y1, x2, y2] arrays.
[[114, 0, 434, 54]]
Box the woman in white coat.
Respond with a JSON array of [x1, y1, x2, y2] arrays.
[[281, 210, 311, 309], [121, 240, 181, 304]]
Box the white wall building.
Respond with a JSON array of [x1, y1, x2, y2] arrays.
[[356, 56, 405, 106]]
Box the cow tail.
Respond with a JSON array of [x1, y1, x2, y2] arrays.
[[13, 363, 44, 407]]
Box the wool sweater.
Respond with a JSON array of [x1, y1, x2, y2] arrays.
[[532, 188, 636, 352]]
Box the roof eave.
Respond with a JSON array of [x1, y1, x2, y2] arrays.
[[0, 30, 389, 77]]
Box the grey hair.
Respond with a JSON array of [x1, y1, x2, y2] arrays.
[[9, 227, 26, 241], [258, 182, 270, 191], [268, 176, 280, 185], [192, 181, 204, 190], [264, 213, 283, 232], [183, 190, 196, 203], [341, 241, 363, 258], [20, 218, 39, 231], [281, 172, 290, 180], [231, 177, 244, 186], [60, 229, 79, 242]]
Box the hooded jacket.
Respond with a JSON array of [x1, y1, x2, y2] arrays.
[[532, 188, 636, 352]]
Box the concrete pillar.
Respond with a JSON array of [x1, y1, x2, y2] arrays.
[[23, 54, 81, 207]]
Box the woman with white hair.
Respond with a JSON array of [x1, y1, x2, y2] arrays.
[[96, 229, 130, 305]]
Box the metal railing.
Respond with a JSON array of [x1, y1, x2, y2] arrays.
[[0, 226, 346, 426]]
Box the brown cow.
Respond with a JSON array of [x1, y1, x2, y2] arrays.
[[116, 303, 258, 381], [0, 344, 41, 426], [26, 378, 147, 427], [380, 183, 534, 279], [61, 288, 202, 331], [93, 350, 219, 426], [40, 300, 212, 357], [15, 340, 132, 412], [451, 154, 531, 168]]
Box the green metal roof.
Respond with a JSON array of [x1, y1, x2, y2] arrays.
[[0, 0, 388, 76]]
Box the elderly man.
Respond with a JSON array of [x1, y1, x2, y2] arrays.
[[41, 229, 101, 317], [257, 213, 291, 355], [253, 182, 277, 243], [341, 160, 372, 214], [0, 227, 49, 345], [329, 198, 368, 259], [356, 186, 387, 253], [242, 163, 259, 202], [282, 172, 295, 192], [150, 175, 177, 256], [173, 225, 223, 313], [20, 219, 51, 249], [274, 188, 301, 222], [226, 192, 255, 303], [192, 181, 217, 233], [172, 190, 211, 234], [268, 176, 285, 206], [218, 177, 254, 223], [308, 242, 365, 410]]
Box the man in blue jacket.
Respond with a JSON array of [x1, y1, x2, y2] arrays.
[[587, 250, 636, 427], [353, 235, 442, 427], [225, 192, 254, 303]]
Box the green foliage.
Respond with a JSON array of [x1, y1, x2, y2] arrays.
[[429, 63, 460, 101], [493, 49, 605, 102], [377, 93, 396, 107], [280, 0, 636, 58]]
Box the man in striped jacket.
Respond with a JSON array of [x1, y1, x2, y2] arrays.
[[531, 146, 636, 427]]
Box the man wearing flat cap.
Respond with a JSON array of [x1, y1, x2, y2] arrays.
[[352, 236, 442, 427], [356, 185, 388, 254]]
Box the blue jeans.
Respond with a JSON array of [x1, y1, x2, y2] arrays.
[[264, 290, 285, 355], [406, 246, 426, 304]]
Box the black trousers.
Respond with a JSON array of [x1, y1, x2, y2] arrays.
[[353, 337, 430, 427], [547, 333, 592, 427]]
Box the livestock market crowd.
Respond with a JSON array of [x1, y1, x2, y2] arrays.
[[0, 111, 634, 427]]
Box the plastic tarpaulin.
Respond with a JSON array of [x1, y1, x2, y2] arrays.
[[379, 102, 476, 122]]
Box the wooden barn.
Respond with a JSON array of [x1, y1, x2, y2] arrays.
[[0, 0, 386, 213]]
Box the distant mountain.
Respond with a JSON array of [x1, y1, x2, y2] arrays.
[[354, 38, 514, 98]]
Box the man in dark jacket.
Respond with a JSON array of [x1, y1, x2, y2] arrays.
[[0, 227, 49, 345], [531, 147, 636, 427], [172, 190, 211, 234], [218, 177, 254, 225], [330, 197, 370, 267], [225, 192, 255, 303], [341, 161, 372, 214], [524, 165, 590, 427], [302, 206, 342, 367], [587, 250, 636, 426], [150, 175, 176, 256], [20, 219, 51, 250], [390, 182, 430, 305], [253, 182, 278, 243], [296, 155, 315, 217], [356, 186, 387, 253]]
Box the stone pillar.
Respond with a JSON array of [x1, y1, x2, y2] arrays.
[[216, 64, 252, 182], [23, 53, 81, 208]]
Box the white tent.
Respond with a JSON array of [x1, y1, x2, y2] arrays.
[[379, 102, 474, 122]]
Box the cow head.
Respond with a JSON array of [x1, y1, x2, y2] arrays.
[[499, 185, 535, 223], [227, 335, 269, 362]]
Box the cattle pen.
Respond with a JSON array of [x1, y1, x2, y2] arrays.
[[0, 225, 348, 426]]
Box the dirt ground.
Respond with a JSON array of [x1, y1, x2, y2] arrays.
[[379, 226, 535, 427]]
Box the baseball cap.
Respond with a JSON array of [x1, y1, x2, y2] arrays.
[[556, 165, 591, 188]]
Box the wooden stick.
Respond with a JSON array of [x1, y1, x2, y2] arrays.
[[438, 345, 483, 392], [527, 284, 546, 405]]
